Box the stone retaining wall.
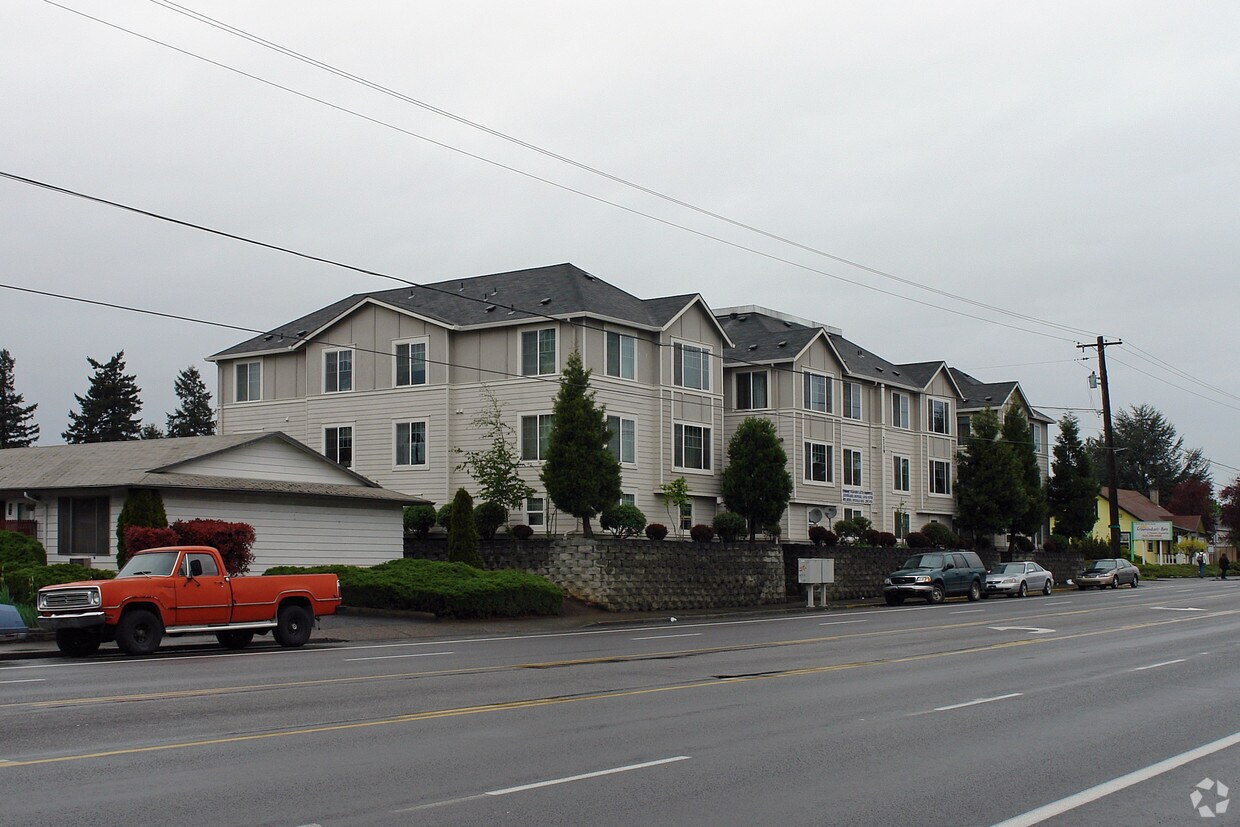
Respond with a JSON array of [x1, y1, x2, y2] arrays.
[[404, 537, 786, 612]]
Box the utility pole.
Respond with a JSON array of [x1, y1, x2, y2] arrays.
[[1079, 336, 1124, 557]]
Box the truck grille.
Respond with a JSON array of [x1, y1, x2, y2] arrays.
[[42, 589, 96, 610]]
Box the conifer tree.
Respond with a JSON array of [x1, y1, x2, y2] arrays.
[[0, 348, 39, 448], [1047, 414, 1100, 540], [955, 407, 1022, 545], [447, 487, 484, 568], [1001, 407, 1047, 543], [721, 417, 793, 542], [165, 365, 216, 437], [540, 351, 621, 537], [63, 352, 143, 443]]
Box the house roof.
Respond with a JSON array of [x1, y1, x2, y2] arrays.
[[210, 263, 715, 359], [0, 433, 420, 505], [950, 368, 1018, 411], [827, 333, 925, 390], [716, 311, 824, 365], [1172, 514, 1206, 535], [1100, 488, 1176, 523]]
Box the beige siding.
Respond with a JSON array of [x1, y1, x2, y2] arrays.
[[171, 439, 362, 485]]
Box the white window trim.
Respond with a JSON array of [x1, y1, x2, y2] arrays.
[[520, 327, 559, 377], [843, 381, 863, 421], [843, 447, 864, 488], [929, 459, 953, 497], [928, 397, 952, 435], [526, 496, 546, 527], [891, 392, 910, 430], [323, 347, 354, 394], [735, 369, 771, 411], [323, 422, 355, 469], [393, 419, 429, 469], [607, 414, 638, 466], [619, 491, 637, 507], [393, 336, 430, 387], [680, 500, 694, 531], [803, 440, 834, 485], [235, 360, 261, 403], [605, 330, 637, 382], [673, 420, 713, 474], [672, 338, 713, 392], [802, 370, 832, 415], [892, 455, 911, 493], [519, 412, 554, 462]]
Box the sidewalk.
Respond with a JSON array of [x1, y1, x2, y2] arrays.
[[0, 597, 861, 661]]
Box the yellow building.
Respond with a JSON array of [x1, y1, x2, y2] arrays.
[[1091, 488, 1200, 563]]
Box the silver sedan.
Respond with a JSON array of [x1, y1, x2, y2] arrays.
[[984, 561, 1054, 598]]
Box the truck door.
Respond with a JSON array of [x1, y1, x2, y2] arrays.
[[173, 551, 232, 626]]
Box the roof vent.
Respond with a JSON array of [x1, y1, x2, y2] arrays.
[[875, 367, 883, 372], [540, 297, 551, 305], [262, 334, 273, 341], [458, 282, 465, 291], [891, 370, 900, 376], [777, 340, 787, 348], [296, 330, 307, 337], [748, 344, 758, 351], [784, 321, 793, 327], [730, 312, 738, 319], [856, 349, 864, 357], [485, 305, 496, 313]]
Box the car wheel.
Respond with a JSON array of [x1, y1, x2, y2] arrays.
[[968, 580, 981, 602], [274, 604, 313, 647], [216, 630, 255, 649], [116, 608, 163, 656], [928, 583, 945, 604], [1111, 576, 1120, 589], [884, 595, 904, 606], [1018, 581, 1028, 598], [55, 628, 101, 657], [1043, 578, 1053, 595], [1131, 574, 1139, 588]]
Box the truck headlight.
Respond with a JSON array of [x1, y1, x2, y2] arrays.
[[914, 575, 932, 584]]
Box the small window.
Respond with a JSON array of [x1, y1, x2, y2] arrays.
[[891, 392, 909, 429], [894, 511, 910, 540], [928, 399, 951, 434], [395, 340, 427, 386], [893, 456, 910, 492], [521, 414, 554, 461], [607, 416, 637, 464], [1031, 424, 1042, 453], [674, 342, 711, 391], [735, 371, 769, 410], [680, 501, 693, 531], [843, 382, 862, 420], [526, 496, 545, 527], [236, 361, 261, 402], [521, 329, 557, 376], [674, 423, 712, 470], [395, 421, 427, 466], [620, 492, 636, 507], [325, 425, 353, 467], [605, 332, 636, 380], [930, 459, 952, 495], [325, 349, 353, 393], [803, 372, 830, 413], [804, 441, 832, 483], [957, 416, 971, 441], [843, 448, 863, 487], [844, 507, 863, 522]]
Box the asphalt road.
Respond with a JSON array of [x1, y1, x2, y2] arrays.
[[3, 579, 1239, 826]]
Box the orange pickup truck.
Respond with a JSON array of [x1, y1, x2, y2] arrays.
[[36, 545, 341, 657]]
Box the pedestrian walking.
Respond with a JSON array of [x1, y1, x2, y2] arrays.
[[1221, 554, 1230, 580], [1197, 551, 1206, 578]]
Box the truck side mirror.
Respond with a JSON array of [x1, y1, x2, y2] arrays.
[[189, 559, 203, 578]]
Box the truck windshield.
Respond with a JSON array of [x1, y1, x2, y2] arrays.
[[902, 553, 945, 570], [117, 551, 180, 578]]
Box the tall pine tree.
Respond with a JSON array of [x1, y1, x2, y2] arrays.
[[955, 407, 1023, 546], [62, 351, 143, 443], [540, 350, 621, 537], [165, 365, 216, 437], [721, 417, 793, 542], [1047, 414, 1100, 540], [0, 349, 40, 448], [1001, 407, 1047, 543]]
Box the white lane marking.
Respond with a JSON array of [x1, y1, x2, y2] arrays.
[[1044, 601, 1072, 606], [395, 756, 692, 813], [818, 620, 869, 627], [1151, 606, 1205, 612], [988, 626, 1054, 634], [950, 609, 984, 614], [0, 678, 45, 684], [935, 692, 1022, 712], [1131, 658, 1186, 672], [631, 633, 701, 641], [345, 651, 453, 662], [991, 730, 1240, 826]]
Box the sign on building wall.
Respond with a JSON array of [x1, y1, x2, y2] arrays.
[[841, 490, 874, 505], [1132, 521, 1173, 542]]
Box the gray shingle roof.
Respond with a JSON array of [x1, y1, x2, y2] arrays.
[[950, 368, 1019, 412], [717, 311, 821, 364], [211, 263, 702, 359], [828, 333, 924, 390]]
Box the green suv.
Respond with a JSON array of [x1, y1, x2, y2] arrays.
[[883, 551, 986, 605]]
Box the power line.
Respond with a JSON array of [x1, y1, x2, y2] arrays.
[[1109, 356, 1240, 415]]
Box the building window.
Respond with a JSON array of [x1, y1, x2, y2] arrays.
[[803, 371, 830, 413], [1031, 423, 1042, 453], [324, 425, 353, 467], [395, 421, 427, 467], [680, 501, 693, 531], [930, 459, 952, 495], [928, 398, 951, 434], [605, 331, 636, 380], [891, 392, 909, 429], [521, 329, 557, 376], [395, 340, 427, 387], [236, 361, 261, 402], [526, 496, 545, 527], [894, 511, 910, 540], [957, 416, 971, 441], [673, 342, 711, 391], [56, 495, 110, 557], [843, 382, 862, 420], [674, 423, 712, 470], [843, 448, 863, 487], [893, 456, 911, 492], [844, 507, 864, 522], [324, 349, 353, 393], [804, 441, 833, 483], [607, 415, 636, 464], [520, 414, 554, 461], [735, 371, 769, 410], [620, 492, 636, 508]]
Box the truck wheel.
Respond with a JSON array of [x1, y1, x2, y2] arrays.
[[216, 630, 255, 650], [116, 609, 163, 655], [274, 604, 312, 647], [56, 628, 101, 657], [928, 583, 945, 604], [968, 580, 982, 601]]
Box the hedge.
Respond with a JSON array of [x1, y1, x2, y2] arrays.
[[2, 563, 115, 604]]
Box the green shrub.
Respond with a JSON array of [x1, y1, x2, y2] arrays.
[[1072, 536, 1112, 557], [436, 503, 453, 529], [921, 522, 957, 548], [712, 512, 746, 542], [763, 523, 782, 541], [116, 489, 168, 568], [265, 558, 562, 618], [601, 504, 646, 539], [474, 501, 508, 540], [403, 505, 437, 538], [0, 530, 47, 569], [447, 488, 483, 568], [3, 563, 115, 604]]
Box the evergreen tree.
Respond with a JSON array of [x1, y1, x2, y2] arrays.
[[447, 487, 484, 568], [0, 349, 39, 448], [454, 386, 533, 511], [1086, 403, 1207, 501], [1047, 414, 1100, 540], [62, 352, 143, 443], [540, 351, 621, 537], [1001, 407, 1047, 542], [115, 489, 168, 568], [721, 417, 793, 542], [165, 365, 216, 437], [140, 424, 165, 440], [954, 407, 1023, 544]]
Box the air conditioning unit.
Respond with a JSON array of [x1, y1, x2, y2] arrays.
[[69, 557, 92, 568]]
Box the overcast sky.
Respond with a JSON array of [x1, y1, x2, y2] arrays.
[[3, 1, 1238, 481]]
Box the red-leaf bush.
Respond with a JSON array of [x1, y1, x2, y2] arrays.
[[645, 523, 668, 541], [172, 519, 256, 576], [122, 526, 179, 558], [690, 524, 715, 543]]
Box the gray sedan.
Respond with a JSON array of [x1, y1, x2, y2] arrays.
[[1077, 558, 1140, 589], [984, 561, 1054, 597]]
